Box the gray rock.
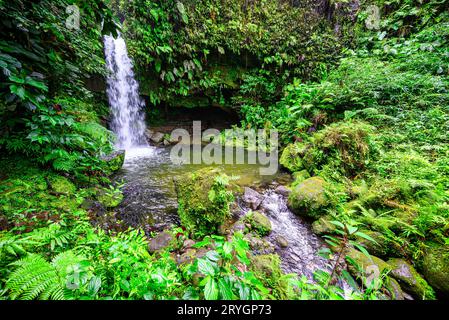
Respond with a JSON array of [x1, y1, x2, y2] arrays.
[[148, 231, 173, 253], [242, 187, 263, 210], [183, 239, 196, 249], [150, 132, 165, 144], [388, 258, 435, 300], [274, 185, 291, 197], [276, 236, 289, 248]]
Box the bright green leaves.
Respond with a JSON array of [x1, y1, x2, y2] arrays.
[[203, 276, 218, 300]]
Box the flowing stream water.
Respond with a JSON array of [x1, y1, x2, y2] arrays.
[[103, 34, 334, 281]]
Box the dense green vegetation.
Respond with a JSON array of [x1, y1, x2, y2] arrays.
[[0, 0, 448, 301]]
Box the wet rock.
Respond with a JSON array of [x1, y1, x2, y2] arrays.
[[244, 233, 275, 254], [276, 236, 289, 248], [148, 231, 174, 253], [422, 245, 449, 296], [288, 176, 329, 220], [311, 216, 336, 235], [231, 221, 246, 233], [100, 150, 125, 174], [183, 239, 196, 249], [346, 247, 391, 277], [245, 211, 272, 236], [274, 185, 291, 197], [174, 168, 233, 234], [176, 248, 197, 265], [48, 176, 76, 195], [345, 248, 408, 300], [150, 132, 165, 144], [242, 187, 263, 210], [145, 129, 154, 141], [387, 258, 435, 300], [356, 230, 390, 258]]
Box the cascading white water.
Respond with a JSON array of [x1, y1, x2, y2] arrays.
[[104, 34, 148, 151]]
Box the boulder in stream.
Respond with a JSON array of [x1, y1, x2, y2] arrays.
[[242, 187, 263, 210], [288, 176, 329, 219], [174, 168, 234, 234], [244, 211, 272, 236], [150, 132, 165, 144]]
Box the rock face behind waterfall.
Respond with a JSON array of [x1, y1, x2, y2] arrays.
[[104, 34, 147, 150]]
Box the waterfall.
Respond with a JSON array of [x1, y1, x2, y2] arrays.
[[104, 34, 147, 151]]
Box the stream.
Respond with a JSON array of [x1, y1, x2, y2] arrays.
[[115, 145, 331, 279], [104, 33, 340, 287]]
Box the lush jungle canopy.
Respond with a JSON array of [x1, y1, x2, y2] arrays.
[[0, 0, 448, 301]]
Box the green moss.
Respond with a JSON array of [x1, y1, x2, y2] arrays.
[[279, 143, 306, 172], [303, 121, 375, 177], [174, 168, 234, 235], [288, 176, 329, 220], [422, 244, 449, 295], [250, 254, 289, 299], [388, 258, 435, 300], [245, 211, 272, 236], [291, 170, 311, 188], [48, 176, 76, 195], [311, 216, 336, 235]]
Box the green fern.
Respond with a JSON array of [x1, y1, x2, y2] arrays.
[[6, 251, 88, 300]]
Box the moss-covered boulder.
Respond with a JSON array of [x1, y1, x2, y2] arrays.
[[356, 230, 390, 258], [100, 150, 125, 174], [245, 211, 272, 236], [345, 248, 407, 300], [48, 176, 76, 195], [311, 216, 336, 235], [288, 176, 329, 219], [387, 258, 435, 300], [291, 170, 311, 188], [302, 121, 374, 177], [250, 254, 283, 278], [422, 245, 449, 296], [174, 168, 234, 235], [280, 143, 306, 172]]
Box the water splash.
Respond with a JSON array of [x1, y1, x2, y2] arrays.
[[104, 34, 148, 151]]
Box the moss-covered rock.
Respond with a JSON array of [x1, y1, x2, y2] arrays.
[[387, 258, 435, 300], [356, 230, 390, 258], [174, 168, 234, 235], [345, 248, 407, 300], [48, 176, 76, 195], [291, 170, 311, 188], [302, 121, 375, 177], [288, 176, 329, 219], [245, 211, 272, 236], [280, 143, 306, 172], [250, 254, 282, 278], [422, 245, 449, 296], [311, 216, 336, 235]]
